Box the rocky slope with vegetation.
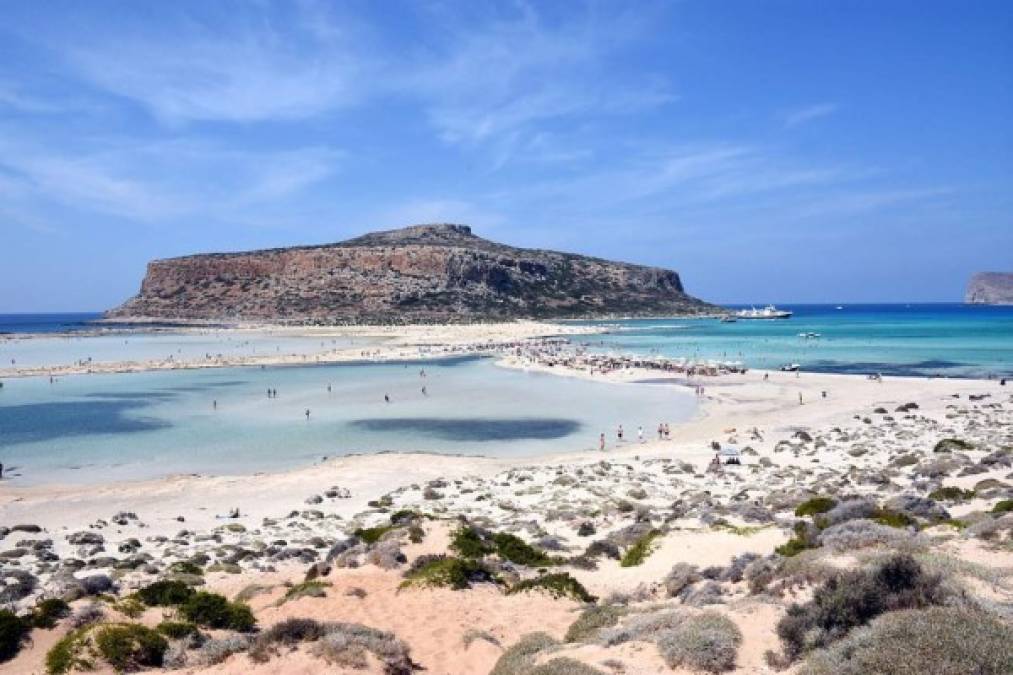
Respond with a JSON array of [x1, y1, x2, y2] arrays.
[[106, 224, 715, 323]]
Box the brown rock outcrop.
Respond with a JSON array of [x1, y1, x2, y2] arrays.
[[107, 224, 715, 323]]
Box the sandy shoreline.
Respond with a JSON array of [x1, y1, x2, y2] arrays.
[[2, 322, 1011, 675]]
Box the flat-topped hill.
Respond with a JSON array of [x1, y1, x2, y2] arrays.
[[965, 272, 1013, 305], [106, 224, 715, 323]]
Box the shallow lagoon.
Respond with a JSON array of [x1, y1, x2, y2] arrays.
[[0, 330, 379, 369], [0, 356, 695, 485]]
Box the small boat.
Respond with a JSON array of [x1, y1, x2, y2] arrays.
[[835, 306, 844, 310], [780, 363, 801, 372], [736, 305, 792, 319], [720, 315, 737, 323], [798, 332, 821, 339]]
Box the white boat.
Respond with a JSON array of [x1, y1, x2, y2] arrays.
[[719, 315, 737, 323], [735, 304, 792, 319], [780, 363, 801, 372], [835, 305, 844, 310], [798, 332, 821, 339]]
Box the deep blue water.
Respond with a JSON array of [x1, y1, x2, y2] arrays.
[[0, 313, 103, 334]]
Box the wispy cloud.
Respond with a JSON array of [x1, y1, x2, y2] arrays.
[[0, 135, 341, 223], [783, 102, 838, 128]]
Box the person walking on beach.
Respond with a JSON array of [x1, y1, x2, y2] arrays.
[[638, 426, 644, 443], [599, 433, 606, 451], [799, 392, 803, 405], [664, 422, 671, 439], [617, 425, 624, 442], [657, 423, 664, 440]]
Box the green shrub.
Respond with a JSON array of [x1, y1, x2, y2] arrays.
[[873, 508, 917, 528], [927, 486, 975, 502], [137, 579, 195, 607], [992, 499, 1013, 515], [354, 525, 395, 544], [775, 537, 812, 557], [276, 581, 330, 606], [620, 530, 661, 567], [933, 438, 973, 453], [565, 605, 625, 642], [250, 617, 326, 663], [155, 621, 199, 639], [46, 628, 88, 675], [401, 556, 497, 590], [0, 610, 30, 663], [490, 632, 559, 675], [491, 532, 557, 567], [450, 526, 494, 558], [32, 599, 71, 629], [168, 560, 203, 576], [95, 624, 168, 671], [181, 592, 256, 632], [799, 607, 1013, 675], [795, 497, 837, 517], [775, 554, 947, 663], [507, 573, 596, 603]]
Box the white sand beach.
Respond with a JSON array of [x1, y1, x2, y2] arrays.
[[2, 323, 1011, 674]]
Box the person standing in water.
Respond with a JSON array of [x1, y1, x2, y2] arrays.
[[638, 426, 644, 443], [213, 400, 217, 410], [305, 409, 311, 420], [617, 425, 624, 441], [599, 433, 606, 451], [384, 394, 390, 403]]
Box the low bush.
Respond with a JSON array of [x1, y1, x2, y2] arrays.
[[492, 532, 557, 567], [927, 486, 975, 502], [992, 499, 1013, 515], [95, 624, 168, 672], [189, 635, 251, 667], [657, 611, 742, 673], [873, 509, 917, 528], [276, 580, 330, 605], [450, 526, 494, 558], [32, 598, 71, 629], [490, 632, 558, 675], [137, 579, 195, 607], [817, 519, 914, 551], [168, 560, 203, 576], [664, 562, 701, 597], [310, 622, 415, 674], [0, 610, 30, 663], [933, 438, 973, 453], [250, 617, 326, 663], [353, 525, 395, 544], [799, 607, 1013, 675], [401, 556, 497, 590], [508, 573, 596, 603], [775, 554, 948, 663], [155, 621, 200, 640], [565, 605, 625, 642], [620, 530, 661, 567], [181, 592, 256, 632], [795, 497, 837, 517]]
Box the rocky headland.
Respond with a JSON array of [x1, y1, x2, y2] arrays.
[[965, 272, 1013, 305], [106, 224, 715, 323]]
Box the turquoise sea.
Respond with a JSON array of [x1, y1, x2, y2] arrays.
[[1, 304, 1010, 485], [572, 304, 1013, 379]]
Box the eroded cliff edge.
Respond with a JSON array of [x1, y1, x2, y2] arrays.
[[106, 224, 717, 323]]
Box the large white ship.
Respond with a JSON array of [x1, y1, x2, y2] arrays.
[[735, 304, 793, 319]]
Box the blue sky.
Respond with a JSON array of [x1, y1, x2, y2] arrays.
[[1, 0, 1010, 311]]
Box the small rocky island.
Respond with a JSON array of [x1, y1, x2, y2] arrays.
[[107, 224, 715, 322], [965, 272, 1013, 305]]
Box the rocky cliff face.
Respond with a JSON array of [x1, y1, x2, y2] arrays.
[[965, 272, 1013, 305], [107, 224, 715, 322]]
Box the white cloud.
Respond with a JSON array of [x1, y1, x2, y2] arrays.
[[783, 103, 838, 128]]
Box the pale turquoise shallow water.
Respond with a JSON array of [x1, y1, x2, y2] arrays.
[[0, 356, 695, 485], [571, 304, 1013, 379]]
